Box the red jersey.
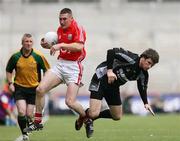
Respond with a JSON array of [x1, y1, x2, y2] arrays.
[[57, 20, 86, 61]]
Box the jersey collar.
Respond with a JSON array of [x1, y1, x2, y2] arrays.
[[20, 48, 33, 58]]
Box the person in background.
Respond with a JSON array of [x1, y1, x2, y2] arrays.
[[80, 47, 159, 138], [24, 8, 87, 134], [0, 80, 17, 126], [6, 33, 50, 141]]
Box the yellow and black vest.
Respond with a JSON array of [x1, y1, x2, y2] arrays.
[[6, 48, 50, 88]]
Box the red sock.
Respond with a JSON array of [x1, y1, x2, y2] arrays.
[[34, 113, 42, 124]]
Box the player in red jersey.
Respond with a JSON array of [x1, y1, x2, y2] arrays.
[[24, 8, 87, 132]]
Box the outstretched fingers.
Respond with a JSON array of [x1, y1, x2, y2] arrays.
[[144, 104, 155, 116]]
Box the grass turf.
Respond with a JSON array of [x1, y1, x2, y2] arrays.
[[0, 114, 179, 141]]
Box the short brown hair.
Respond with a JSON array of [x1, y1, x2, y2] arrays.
[[21, 33, 32, 44], [60, 8, 72, 15], [140, 48, 159, 64]]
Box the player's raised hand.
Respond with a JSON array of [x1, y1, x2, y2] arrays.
[[50, 44, 61, 56], [144, 104, 155, 116], [50, 46, 56, 56]]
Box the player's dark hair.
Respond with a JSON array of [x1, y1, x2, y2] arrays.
[[60, 8, 72, 15], [140, 48, 159, 64]]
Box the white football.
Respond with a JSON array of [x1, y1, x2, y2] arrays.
[[44, 31, 58, 45]]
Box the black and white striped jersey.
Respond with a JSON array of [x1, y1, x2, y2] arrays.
[[94, 48, 149, 104]]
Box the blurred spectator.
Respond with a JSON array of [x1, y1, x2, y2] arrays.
[[151, 95, 164, 113], [151, 95, 165, 113], [123, 95, 133, 114], [0, 81, 17, 126]]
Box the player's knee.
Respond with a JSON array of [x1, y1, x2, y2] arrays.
[[88, 110, 99, 119], [18, 110, 26, 116], [36, 86, 45, 97], [112, 114, 122, 121], [112, 117, 121, 121], [65, 98, 74, 109]]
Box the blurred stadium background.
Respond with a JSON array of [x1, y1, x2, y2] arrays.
[[0, 0, 180, 115]]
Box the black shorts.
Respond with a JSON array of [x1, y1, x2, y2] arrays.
[[89, 74, 122, 105], [13, 84, 37, 105]]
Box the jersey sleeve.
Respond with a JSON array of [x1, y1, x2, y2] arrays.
[[137, 71, 149, 104], [40, 55, 50, 72], [73, 25, 86, 44], [106, 48, 115, 69], [106, 47, 135, 69], [6, 53, 20, 73], [32, 51, 50, 73]]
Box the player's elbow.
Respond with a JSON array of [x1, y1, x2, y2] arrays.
[[75, 42, 83, 51]]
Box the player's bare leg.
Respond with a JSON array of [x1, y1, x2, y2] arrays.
[[85, 101, 122, 138], [65, 83, 86, 130], [88, 99, 102, 119], [83, 99, 102, 138], [109, 105, 122, 120], [24, 70, 61, 132]]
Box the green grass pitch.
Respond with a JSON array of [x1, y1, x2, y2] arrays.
[[0, 114, 180, 141]]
